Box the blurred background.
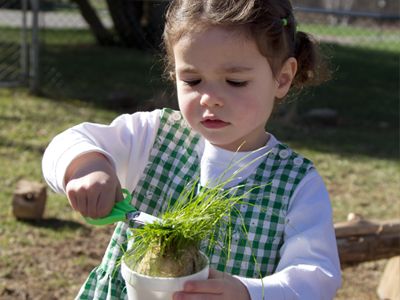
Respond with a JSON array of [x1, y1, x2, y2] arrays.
[[0, 0, 399, 299]]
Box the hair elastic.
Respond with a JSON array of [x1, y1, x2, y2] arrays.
[[282, 18, 289, 27]]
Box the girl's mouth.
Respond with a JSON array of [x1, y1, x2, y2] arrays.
[[201, 119, 230, 129]]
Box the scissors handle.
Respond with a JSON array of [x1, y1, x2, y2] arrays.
[[84, 189, 136, 226]]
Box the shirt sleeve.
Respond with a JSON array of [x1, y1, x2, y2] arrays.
[[42, 110, 161, 194], [235, 170, 342, 300]]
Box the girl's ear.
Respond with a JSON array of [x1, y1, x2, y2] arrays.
[[275, 57, 297, 99]]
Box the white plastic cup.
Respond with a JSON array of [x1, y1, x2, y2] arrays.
[[121, 252, 209, 300]]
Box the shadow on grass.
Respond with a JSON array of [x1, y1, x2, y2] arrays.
[[19, 217, 84, 230], [269, 120, 399, 160], [40, 44, 171, 111]]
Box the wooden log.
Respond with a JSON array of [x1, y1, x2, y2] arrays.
[[335, 214, 400, 266], [377, 256, 400, 300], [12, 179, 47, 221]]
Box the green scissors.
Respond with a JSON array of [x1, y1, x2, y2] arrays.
[[84, 188, 161, 226]]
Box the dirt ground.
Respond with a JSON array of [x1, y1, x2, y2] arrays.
[[0, 223, 387, 300]]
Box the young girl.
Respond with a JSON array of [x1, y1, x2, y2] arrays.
[[42, 0, 341, 299]]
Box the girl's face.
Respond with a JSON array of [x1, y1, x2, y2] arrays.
[[174, 26, 295, 151]]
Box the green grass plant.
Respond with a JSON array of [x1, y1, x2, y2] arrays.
[[124, 162, 267, 277]]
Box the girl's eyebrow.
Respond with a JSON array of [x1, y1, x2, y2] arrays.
[[177, 65, 254, 74], [221, 66, 253, 73], [177, 66, 198, 74]]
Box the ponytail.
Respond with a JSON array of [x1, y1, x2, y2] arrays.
[[292, 31, 331, 89]]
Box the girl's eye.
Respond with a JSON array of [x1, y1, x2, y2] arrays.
[[226, 80, 248, 87], [182, 79, 201, 86]]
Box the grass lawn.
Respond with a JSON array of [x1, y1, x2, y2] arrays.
[[0, 34, 399, 299]]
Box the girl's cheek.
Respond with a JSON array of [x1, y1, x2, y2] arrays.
[[181, 96, 200, 123], [181, 98, 196, 115], [178, 94, 192, 112], [179, 90, 198, 104]]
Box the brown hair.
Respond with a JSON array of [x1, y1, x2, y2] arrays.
[[163, 0, 330, 90]]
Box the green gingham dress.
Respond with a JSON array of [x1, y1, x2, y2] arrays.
[[76, 109, 314, 299]]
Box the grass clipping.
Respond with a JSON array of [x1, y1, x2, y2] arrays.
[[123, 179, 251, 278]]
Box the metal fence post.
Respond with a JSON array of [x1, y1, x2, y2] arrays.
[[29, 0, 40, 94], [21, 0, 28, 85]]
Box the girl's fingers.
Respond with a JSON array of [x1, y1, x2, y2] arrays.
[[87, 189, 100, 218], [181, 269, 226, 294], [66, 188, 78, 211], [208, 269, 224, 279], [183, 279, 224, 294], [115, 183, 124, 202], [180, 269, 225, 294], [65, 172, 122, 218], [66, 184, 120, 218], [173, 292, 222, 300], [175, 270, 251, 300], [66, 180, 88, 215], [74, 191, 87, 216], [96, 186, 117, 217]]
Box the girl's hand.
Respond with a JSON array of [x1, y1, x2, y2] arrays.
[[173, 269, 251, 300], [64, 152, 123, 218]]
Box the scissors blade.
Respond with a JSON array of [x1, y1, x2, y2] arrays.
[[126, 211, 161, 225]]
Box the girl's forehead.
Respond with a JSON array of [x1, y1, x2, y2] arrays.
[[178, 24, 251, 43], [173, 26, 271, 73], [174, 25, 254, 51]]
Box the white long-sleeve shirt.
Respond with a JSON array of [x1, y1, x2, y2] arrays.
[[42, 109, 341, 299]]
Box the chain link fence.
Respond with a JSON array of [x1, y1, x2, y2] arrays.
[[294, 0, 400, 51], [0, 0, 399, 94], [0, 0, 40, 90]]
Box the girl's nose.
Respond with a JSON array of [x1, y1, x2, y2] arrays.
[[199, 91, 224, 107]]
